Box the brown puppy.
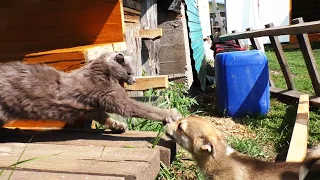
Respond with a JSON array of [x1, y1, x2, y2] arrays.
[[166, 115, 320, 180]]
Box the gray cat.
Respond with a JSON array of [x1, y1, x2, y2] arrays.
[[0, 52, 182, 133]]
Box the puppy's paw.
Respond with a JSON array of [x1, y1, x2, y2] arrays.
[[165, 108, 182, 123], [107, 121, 128, 134]]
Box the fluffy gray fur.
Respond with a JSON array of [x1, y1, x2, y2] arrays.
[[0, 52, 181, 131]]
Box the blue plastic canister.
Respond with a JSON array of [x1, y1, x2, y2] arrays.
[[215, 50, 270, 117]]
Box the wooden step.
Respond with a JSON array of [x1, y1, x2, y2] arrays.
[[0, 130, 176, 167], [0, 143, 160, 180]]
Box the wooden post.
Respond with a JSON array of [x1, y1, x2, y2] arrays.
[[231, 30, 245, 48], [246, 27, 275, 87], [211, 0, 226, 35], [286, 94, 309, 162], [124, 22, 143, 97], [265, 23, 295, 90], [140, 0, 160, 75], [292, 18, 320, 96]]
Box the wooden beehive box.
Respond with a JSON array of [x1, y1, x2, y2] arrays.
[[1, 0, 126, 129], [0, 0, 125, 71]]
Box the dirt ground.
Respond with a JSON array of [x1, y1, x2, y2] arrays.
[[191, 88, 256, 139]]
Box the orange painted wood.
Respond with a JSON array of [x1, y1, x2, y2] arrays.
[[0, 0, 125, 62], [3, 120, 66, 130], [290, 33, 320, 44]]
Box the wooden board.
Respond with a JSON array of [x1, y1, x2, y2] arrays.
[[286, 94, 309, 162], [0, 0, 125, 62], [219, 20, 320, 41], [124, 75, 169, 91], [23, 42, 127, 72], [139, 28, 163, 39], [270, 87, 320, 108]]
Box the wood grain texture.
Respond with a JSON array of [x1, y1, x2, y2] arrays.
[[265, 23, 295, 90], [0, 0, 124, 62], [219, 20, 320, 41], [286, 94, 309, 162], [124, 75, 169, 91], [139, 28, 163, 39], [292, 18, 320, 96], [23, 42, 127, 72]]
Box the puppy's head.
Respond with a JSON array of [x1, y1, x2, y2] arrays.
[[166, 115, 226, 157]]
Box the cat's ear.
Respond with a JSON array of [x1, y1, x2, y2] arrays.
[[114, 53, 125, 64]]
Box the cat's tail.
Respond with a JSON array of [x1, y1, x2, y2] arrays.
[[299, 147, 320, 180]]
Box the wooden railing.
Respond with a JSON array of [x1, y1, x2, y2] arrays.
[[219, 17, 320, 107]]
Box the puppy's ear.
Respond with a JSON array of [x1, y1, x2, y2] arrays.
[[195, 139, 216, 156], [114, 53, 125, 64]]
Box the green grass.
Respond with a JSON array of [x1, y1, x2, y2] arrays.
[[225, 47, 320, 161], [129, 47, 320, 178], [266, 48, 320, 95]]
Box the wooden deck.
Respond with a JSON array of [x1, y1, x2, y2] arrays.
[[0, 129, 176, 180]]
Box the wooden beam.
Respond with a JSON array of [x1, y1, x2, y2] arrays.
[[286, 94, 309, 162], [123, 7, 141, 15], [219, 20, 320, 41], [124, 14, 140, 23], [140, 0, 160, 75], [265, 23, 295, 90], [246, 27, 274, 87], [139, 28, 163, 39], [231, 30, 245, 48], [124, 75, 169, 91], [24, 42, 127, 72], [270, 87, 320, 108], [292, 18, 320, 96]]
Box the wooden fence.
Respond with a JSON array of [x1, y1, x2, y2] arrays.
[[219, 17, 320, 107]]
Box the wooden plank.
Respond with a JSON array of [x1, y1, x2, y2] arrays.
[[122, 0, 141, 10], [265, 23, 295, 90], [219, 20, 320, 41], [0, 143, 160, 180], [231, 30, 245, 48], [292, 18, 320, 96], [210, 0, 226, 35], [139, 28, 163, 39], [286, 94, 309, 162], [246, 27, 274, 87], [124, 75, 169, 91], [23, 42, 127, 72], [123, 7, 141, 15], [0, 0, 125, 62], [124, 14, 140, 23], [140, 0, 160, 75], [124, 22, 143, 97], [270, 87, 320, 108]]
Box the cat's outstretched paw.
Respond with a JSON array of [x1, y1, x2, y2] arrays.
[[105, 118, 127, 134], [165, 108, 182, 123], [108, 121, 127, 134]]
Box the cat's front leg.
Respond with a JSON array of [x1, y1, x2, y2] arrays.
[[106, 97, 182, 123], [91, 111, 127, 134]]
